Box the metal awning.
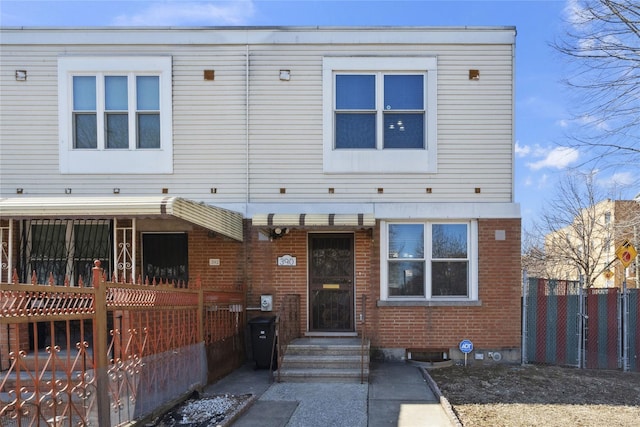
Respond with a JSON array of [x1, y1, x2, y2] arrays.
[[0, 196, 244, 241], [252, 213, 375, 227]]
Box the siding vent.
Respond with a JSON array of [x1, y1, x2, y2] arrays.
[[328, 188, 335, 194], [65, 188, 72, 194], [377, 188, 384, 194], [425, 187, 432, 194], [162, 188, 169, 194], [204, 70, 215, 80], [279, 70, 291, 81], [469, 69, 480, 80], [474, 187, 481, 194], [15, 70, 27, 81], [16, 188, 23, 194], [280, 188, 286, 194], [211, 188, 217, 194], [113, 188, 120, 194]]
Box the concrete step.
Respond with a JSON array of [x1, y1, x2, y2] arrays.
[[15, 350, 93, 371], [281, 354, 368, 370], [284, 338, 366, 357], [275, 337, 370, 383], [274, 367, 369, 383]]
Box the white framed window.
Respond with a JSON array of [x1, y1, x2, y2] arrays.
[[380, 220, 478, 301], [58, 56, 173, 174], [322, 57, 437, 173]]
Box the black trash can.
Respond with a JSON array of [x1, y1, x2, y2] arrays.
[[248, 315, 277, 369]]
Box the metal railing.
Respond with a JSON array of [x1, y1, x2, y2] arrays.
[[360, 294, 368, 384], [272, 294, 300, 382], [1, 261, 245, 426]]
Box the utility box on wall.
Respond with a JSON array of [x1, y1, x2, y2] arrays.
[[260, 294, 273, 311]]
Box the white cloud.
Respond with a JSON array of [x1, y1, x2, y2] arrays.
[[577, 114, 610, 131], [537, 173, 549, 189], [597, 171, 635, 188], [515, 141, 530, 158], [526, 147, 579, 171], [113, 0, 255, 26]]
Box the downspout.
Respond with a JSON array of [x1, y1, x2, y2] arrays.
[[511, 29, 517, 204], [245, 44, 250, 206]]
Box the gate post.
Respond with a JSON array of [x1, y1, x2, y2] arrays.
[[521, 269, 528, 365], [623, 274, 629, 372], [92, 260, 111, 425]]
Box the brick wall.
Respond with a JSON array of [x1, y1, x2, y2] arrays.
[[373, 218, 522, 352], [187, 218, 521, 354], [187, 227, 246, 292]]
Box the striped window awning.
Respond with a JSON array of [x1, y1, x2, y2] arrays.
[[0, 196, 244, 241], [252, 213, 375, 227]]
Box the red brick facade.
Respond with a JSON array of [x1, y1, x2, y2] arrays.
[[219, 218, 522, 358]]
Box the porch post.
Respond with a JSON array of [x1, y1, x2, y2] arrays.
[[92, 260, 111, 425]]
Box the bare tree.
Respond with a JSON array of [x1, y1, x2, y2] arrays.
[[527, 170, 639, 287], [553, 0, 640, 167]]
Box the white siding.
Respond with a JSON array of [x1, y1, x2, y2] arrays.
[[0, 27, 515, 208]]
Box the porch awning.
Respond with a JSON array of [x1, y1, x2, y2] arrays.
[[0, 196, 244, 241], [252, 213, 375, 227]]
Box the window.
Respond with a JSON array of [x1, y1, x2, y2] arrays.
[[381, 221, 478, 301], [142, 233, 188, 284], [323, 57, 437, 173], [24, 220, 111, 286], [58, 56, 172, 174]]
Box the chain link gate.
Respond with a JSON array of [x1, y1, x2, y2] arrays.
[[522, 273, 639, 372]]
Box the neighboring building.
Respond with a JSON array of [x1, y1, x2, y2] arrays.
[[544, 199, 640, 288], [0, 26, 521, 362]]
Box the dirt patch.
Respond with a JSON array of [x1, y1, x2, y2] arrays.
[[428, 364, 640, 427]]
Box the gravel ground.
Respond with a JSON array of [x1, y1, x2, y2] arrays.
[[428, 364, 640, 427], [153, 394, 252, 426]]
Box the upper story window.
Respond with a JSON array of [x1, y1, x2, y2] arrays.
[[323, 57, 437, 174], [380, 220, 478, 301], [58, 56, 173, 174]]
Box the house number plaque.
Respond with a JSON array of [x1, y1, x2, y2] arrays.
[[277, 254, 297, 266]]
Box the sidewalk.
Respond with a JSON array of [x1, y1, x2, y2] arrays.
[[204, 361, 456, 427]]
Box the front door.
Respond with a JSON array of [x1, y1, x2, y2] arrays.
[[309, 233, 354, 332]]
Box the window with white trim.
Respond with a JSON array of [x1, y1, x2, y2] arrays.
[[381, 221, 478, 301], [323, 57, 437, 173], [58, 56, 173, 174]]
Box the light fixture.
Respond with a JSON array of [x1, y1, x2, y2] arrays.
[[279, 70, 291, 81], [269, 227, 289, 240], [15, 70, 27, 81]]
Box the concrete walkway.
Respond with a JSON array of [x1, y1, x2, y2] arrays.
[[204, 361, 456, 427]]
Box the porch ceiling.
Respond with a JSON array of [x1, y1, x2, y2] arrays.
[[0, 196, 244, 241], [252, 213, 375, 227]]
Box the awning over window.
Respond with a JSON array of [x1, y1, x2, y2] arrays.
[[252, 213, 375, 227], [0, 196, 244, 241]]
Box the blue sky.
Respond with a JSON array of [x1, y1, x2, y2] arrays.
[[2, 0, 638, 228]]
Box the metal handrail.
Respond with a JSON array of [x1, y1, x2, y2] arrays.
[[360, 294, 368, 384], [270, 294, 300, 382]]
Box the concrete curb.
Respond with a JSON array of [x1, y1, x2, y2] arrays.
[[419, 367, 463, 427]]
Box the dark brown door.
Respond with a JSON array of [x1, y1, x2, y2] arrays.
[[309, 233, 354, 332]]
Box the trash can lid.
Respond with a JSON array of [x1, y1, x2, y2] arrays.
[[248, 315, 276, 324]]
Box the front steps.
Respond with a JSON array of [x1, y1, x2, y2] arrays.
[[274, 337, 370, 383]]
